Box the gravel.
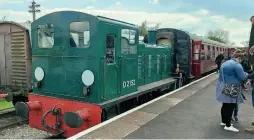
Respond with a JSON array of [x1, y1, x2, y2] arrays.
[[0, 124, 53, 139]]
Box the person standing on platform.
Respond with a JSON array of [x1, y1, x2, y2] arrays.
[[221, 57, 228, 64], [245, 46, 254, 134], [215, 53, 224, 72], [228, 50, 234, 60], [232, 51, 249, 123], [216, 50, 254, 132], [241, 53, 252, 74], [240, 52, 252, 92]]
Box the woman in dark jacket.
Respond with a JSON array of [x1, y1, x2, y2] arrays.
[[215, 53, 224, 72], [241, 53, 252, 74]]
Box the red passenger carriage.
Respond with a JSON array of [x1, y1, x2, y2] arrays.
[[145, 28, 232, 83], [190, 36, 232, 77]]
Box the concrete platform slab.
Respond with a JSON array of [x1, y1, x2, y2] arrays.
[[117, 111, 157, 126], [140, 98, 183, 114], [83, 120, 139, 139], [125, 81, 254, 139]]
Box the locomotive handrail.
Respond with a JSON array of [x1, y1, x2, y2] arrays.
[[0, 89, 24, 101], [101, 56, 106, 100], [118, 56, 123, 95]]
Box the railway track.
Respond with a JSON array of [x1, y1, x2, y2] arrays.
[[0, 107, 28, 132]]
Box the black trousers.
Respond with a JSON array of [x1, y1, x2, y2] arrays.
[[221, 103, 236, 127], [217, 63, 221, 71]]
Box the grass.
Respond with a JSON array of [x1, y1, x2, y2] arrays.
[[0, 99, 13, 109]]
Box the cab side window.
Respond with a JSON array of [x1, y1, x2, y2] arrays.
[[106, 35, 116, 64], [38, 24, 54, 48], [121, 29, 137, 55], [70, 21, 90, 48]]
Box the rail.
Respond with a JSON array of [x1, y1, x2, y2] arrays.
[[0, 107, 28, 132]]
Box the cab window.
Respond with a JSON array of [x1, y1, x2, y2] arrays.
[[70, 21, 90, 48], [38, 24, 54, 48], [121, 29, 137, 54], [106, 35, 116, 64]]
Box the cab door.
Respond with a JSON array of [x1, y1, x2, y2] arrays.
[[192, 41, 201, 77], [103, 23, 119, 100]]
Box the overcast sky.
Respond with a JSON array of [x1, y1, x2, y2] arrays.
[[0, 0, 253, 46]]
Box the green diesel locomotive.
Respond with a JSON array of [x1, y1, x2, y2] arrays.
[[15, 11, 177, 137]]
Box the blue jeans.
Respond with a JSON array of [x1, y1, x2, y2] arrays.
[[233, 104, 238, 117]]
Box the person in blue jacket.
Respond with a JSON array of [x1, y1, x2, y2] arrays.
[[216, 49, 254, 132]]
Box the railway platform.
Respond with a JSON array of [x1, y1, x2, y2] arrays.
[[68, 73, 254, 139]]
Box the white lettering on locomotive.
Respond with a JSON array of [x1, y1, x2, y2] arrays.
[[123, 79, 135, 88]]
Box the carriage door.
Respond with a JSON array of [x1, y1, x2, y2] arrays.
[[0, 34, 11, 86], [192, 41, 201, 77], [104, 23, 118, 100]]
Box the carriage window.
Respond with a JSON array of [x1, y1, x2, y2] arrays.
[[207, 46, 211, 60], [212, 46, 215, 58], [38, 24, 54, 48], [201, 45, 205, 60], [216, 47, 219, 57], [121, 29, 137, 55], [106, 35, 115, 64], [193, 43, 200, 60], [70, 21, 90, 48]]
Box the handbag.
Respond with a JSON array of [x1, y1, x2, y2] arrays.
[[220, 67, 241, 98]]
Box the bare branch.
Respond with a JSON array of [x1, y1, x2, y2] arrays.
[[1, 16, 7, 21], [240, 40, 249, 47], [206, 28, 231, 44]]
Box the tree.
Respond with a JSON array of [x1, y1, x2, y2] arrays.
[[1, 16, 7, 21], [228, 41, 236, 47], [206, 28, 232, 45], [241, 40, 249, 47], [138, 21, 161, 37], [149, 23, 161, 30], [206, 36, 225, 43], [138, 20, 148, 37]]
